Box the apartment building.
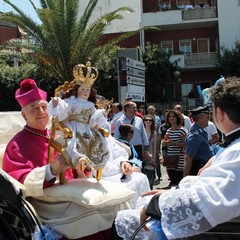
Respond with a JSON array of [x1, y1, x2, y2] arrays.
[[0, 17, 19, 45], [0, 12, 23, 67], [80, 0, 240, 103]]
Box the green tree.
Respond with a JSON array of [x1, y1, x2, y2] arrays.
[[0, 55, 60, 110], [142, 42, 175, 102], [219, 41, 240, 77], [1, 0, 134, 83]]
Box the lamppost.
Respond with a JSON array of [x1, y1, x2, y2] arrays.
[[173, 70, 181, 102]]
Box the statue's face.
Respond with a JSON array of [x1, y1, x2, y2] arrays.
[[77, 83, 91, 100]]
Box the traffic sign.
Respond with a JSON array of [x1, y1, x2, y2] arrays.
[[127, 75, 145, 86], [128, 84, 145, 94], [117, 49, 139, 61], [128, 93, 145, 102], [116, 55, 145, 102], [126, 58, 145, 71], [126, 67, 145, 78], [127, 84, 145, 102]]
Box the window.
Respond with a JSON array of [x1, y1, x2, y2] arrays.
[[181, 83, 193, 97], [159, 0, 171, 10], [161, 41, 173, 54], [197, 38, 209, 53], [179, 39, 191, 54]]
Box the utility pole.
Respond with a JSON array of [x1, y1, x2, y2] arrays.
[[116, 58, 121, 102]]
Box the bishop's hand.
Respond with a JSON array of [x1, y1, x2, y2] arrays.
[[50, 154, 69, 175]]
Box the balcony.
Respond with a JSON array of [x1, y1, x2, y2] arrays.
[[182, 7, 217, 20], [142, 7, 217, 30], [170, 52, 219, 69], [184, 52, 218, 66]]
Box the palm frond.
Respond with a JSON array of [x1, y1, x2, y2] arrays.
[[1, 0, 137, 83]]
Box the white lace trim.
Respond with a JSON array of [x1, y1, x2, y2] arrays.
[[159, 189, 212, 239], [115, 189, 212, 240]]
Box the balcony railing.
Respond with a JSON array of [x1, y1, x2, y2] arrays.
[[184, 52, 218, 66], [182, 7, 216, 20]]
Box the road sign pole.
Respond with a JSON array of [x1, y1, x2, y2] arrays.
[[117, 58, 121, 102]]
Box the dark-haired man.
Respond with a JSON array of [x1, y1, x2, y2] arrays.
[[114, 101, 149, 160]]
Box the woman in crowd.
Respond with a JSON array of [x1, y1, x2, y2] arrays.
[[142, 115, 157, 190], [156, 109, 170, 182], [162, 110, 187, 187]]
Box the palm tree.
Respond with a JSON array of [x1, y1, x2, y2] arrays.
[[1, 0, 134, 83]]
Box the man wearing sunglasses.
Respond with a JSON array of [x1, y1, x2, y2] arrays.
[[114, 101, 150, 161]]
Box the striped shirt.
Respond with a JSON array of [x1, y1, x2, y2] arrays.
[[166, 126, 187, 170]]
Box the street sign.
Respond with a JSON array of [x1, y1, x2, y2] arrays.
[[126, 67, 145, 78], [128, 93, 145, 102], [117, 49, 139, 61], [128, 84, 145, 94], [126, 58, 145, 71], [118, 57, 145, 71], [116, 55, 145, 102], [127, 84, 145, 102], [127, 75, 145, 86]]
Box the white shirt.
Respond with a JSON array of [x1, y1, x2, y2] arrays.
[[183, 114, 192, 132], [110, 111, 124, 134], [204, 120, 218, 141]]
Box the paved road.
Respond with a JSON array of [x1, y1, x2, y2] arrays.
[[153, 164, 170, 189]]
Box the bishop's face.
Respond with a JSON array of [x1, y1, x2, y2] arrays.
[[77, 83, 91, 100], [22, 100, 49, 130]]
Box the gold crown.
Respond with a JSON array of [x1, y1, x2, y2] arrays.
[[73, 61, 98, 87]]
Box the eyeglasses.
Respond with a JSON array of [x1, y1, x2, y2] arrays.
[[130, 130, 134, 134], [144, 119, 153, 122]]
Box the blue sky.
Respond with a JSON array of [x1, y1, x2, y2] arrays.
[[0, 0, 41, 23]]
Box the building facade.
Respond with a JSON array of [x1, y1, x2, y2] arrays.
[[0, 19, 19, 45], [0, 13, 23, 67], [79, 0, 240, 107]]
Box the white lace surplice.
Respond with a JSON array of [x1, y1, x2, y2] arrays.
[[115, 195, 158, 240], [115, 189, 211, 240]]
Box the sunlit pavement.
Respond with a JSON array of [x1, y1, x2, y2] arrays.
[[153, 164, 170, 189]]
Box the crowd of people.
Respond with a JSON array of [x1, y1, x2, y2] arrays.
[[115, 76, 240, 239], [1, 72, 240, 240]]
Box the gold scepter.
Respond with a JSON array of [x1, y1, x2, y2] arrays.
[[48, 117, 73, 185], [48, 81, 74, 185]]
